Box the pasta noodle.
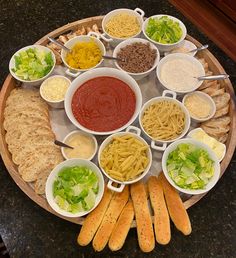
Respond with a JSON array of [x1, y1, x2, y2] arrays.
[[100, 134, 149, 181], [141, 100, 186, 141], [105, 13, 141, 38]]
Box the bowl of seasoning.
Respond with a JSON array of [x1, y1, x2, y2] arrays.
[[46, 158, 104, 217], [156, 53, 205, 94], [61, 130, 98, 160], [64, 67, 142, 135], [142, 15, 187, 52], [61, 35, 106, 78], [40, 75, 71, 108], [113, 38, 160, 80], [9, 45, 56, 86], [182, 91, 216, 122], [102, 8, 145, 47]]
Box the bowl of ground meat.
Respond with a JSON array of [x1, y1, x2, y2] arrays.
[[113, 38, 160, 80]]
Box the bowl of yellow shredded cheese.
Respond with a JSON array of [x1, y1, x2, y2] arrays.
[[61, 35, 106, 77]]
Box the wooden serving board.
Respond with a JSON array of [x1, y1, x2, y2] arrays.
[[0, 16, 236, 226]]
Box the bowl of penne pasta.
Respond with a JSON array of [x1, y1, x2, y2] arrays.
[[139, 90, 191, 151], [98, 126, 152, 192]]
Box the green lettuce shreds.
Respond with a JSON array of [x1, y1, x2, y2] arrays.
[[146, 16, 182, 44], [12, 47, 54, 81], [167, 143, 214, 190], [53, 166, 99, 214]]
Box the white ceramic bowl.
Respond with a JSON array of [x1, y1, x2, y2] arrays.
[[61, 35, 106, 78], [156, 53, 205, 94], [61, 130, 98, 160], [162, 138, 220, 195], [9, 45, 56, 86], [187, 128, 226, 162], [142, 14, 187, 52], [40, 75, 71, 109], [182, 91, 216, 122], [139, 90, 191, 151], [113, 38, 160, 81], [98, 126, 152, 192], [64, 67, 142, 135], [45, 158, 104, 218], [164, 40, 197, 57], [102, 8, 145, 47]]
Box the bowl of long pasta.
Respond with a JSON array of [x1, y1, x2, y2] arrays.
[[139, 90, 191, 151], [98, 126, 152, 192], [102, 8, 145, 47]]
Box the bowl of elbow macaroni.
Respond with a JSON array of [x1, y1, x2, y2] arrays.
[[98, 126, 152, 192]]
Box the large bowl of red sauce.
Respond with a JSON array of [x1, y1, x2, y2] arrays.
[[64, 67, 142, 135]]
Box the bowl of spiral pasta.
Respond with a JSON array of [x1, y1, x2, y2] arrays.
[[98, 126, 152, 192], [139, 90, 191, 151]]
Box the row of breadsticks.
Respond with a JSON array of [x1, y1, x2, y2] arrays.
[[77, 173, 191, 252]]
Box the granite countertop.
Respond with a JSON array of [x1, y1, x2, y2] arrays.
[[0, 1, 235, 257]]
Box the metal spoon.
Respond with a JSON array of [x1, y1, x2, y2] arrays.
[[54, 140, 74, 149], [188, 44, 209, 53], [48, 37, 71, 52], [196, 74, 230, 81], [102, 55, 126, 62]]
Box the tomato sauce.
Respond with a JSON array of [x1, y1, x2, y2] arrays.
[[71, 76, 136, 132]]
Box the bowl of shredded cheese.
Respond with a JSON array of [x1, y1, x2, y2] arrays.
[[40, 75, 71, 108], [61, 35, 106, 77], [182, 91, 216, 122], [102, 8, 145, 47]]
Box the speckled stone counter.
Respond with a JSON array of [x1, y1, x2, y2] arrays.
[[0, 1, 235, 257]]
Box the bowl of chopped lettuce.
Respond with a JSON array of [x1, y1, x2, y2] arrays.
[[142, 15, 187, 52], [46, 159, 104, 217], [162, 138, 220, 195], [9, 45, 55, 86]]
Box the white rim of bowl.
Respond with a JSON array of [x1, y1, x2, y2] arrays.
[[64, 67, 143, 135], [113, 38, 160, 75], [156, 53, 205, 94], [182, 91, 216, 122], [142, 14, 187, 47], [98, 131, 152, 184], [45, 158, 105, 217], [61, 130, 98, 160], [9, 45, 56, 83], [139, 96, 191, 143], [102, 8, 143, 40], [61, 35, 106, 72], [40, 75, 71, 103], [162, 138, 220, 195]]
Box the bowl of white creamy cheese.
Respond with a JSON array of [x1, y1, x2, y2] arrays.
[[156, 53, 205, 94]]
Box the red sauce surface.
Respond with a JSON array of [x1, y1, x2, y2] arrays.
[[71, 76, 136, 132]]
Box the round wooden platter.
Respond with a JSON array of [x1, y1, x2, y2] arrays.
[[0, 16, 236, 226]]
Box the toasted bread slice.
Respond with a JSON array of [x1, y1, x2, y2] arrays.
[[213, 105, 229, 118], [198, 80, 218, 90], [213, 93, 230, 110], [202, 116, 230, 128]]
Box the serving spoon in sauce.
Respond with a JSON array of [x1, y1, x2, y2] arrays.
[[48, 36, 125, 62], [54, 140, 74, 149]]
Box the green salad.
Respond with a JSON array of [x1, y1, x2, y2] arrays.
[[53, 166, 99, 214], [146, 16, 182, 44], [167, 143, 214, 190], [12, 47, 54, 81]]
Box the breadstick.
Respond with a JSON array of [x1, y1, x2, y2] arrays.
[[130, 182, 155, 252], [108, 200, 134, 251], [159, 173, 192, 235], [92, 186, 129, 252], [77, 186, 113, 246], [148, 176, 171, 245]]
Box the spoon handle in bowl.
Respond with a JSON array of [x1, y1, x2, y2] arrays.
[[197, 74, 229, 81]]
